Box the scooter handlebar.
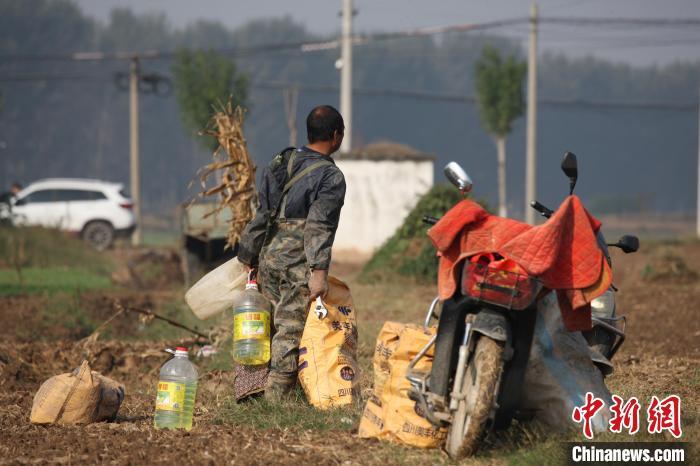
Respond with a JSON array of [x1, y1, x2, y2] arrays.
[[423, 215, 439, 225]]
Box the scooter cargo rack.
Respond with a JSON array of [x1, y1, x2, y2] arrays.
[[461, 262, 542, 311]]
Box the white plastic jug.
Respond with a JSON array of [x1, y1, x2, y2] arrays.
[[185, 257, 247, 320], [154, 347, 198, 430], [232, 279, 272, 365]]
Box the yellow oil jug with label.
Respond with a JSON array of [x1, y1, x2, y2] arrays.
[[232, 278, 271, 365], [154, 347, 198, 430]]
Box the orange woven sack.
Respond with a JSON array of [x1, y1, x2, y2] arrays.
[[359, 322, 446, 448], [297, 276, 359, 409]]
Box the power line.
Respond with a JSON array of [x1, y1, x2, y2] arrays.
[[0, 73, 695, 111], [538, 96, 696, 111], [541, 16, 700, 27], [0, 16, 698, 64], [550, 37, 700, 51], [0, 74, 105, 82], [252, 82, 697, 111], [254, 81, 474, 102], [0, 17, 527, 63], [505, 23, 700, 40]]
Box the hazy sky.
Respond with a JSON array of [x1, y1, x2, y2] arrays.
[[73, 0, 700, 65]]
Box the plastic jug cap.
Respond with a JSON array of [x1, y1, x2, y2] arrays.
[[174, 347, 189, 357], [245, 280, 258, 290]]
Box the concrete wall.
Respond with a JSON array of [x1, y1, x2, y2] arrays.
[[333, 159, 433, 254]]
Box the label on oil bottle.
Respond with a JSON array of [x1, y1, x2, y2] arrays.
[[234, 311, 270, 340], [156, 380, 185, 412]]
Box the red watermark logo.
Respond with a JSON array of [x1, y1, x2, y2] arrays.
[[572, 392, 605, 439], [647, 395, 682, 438], [571, 392, 682, 439], [609, 395, 641, 435]]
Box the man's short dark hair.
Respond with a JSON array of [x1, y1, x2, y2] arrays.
[[10, 182, 22, 191], [306, 105, 344, 143]]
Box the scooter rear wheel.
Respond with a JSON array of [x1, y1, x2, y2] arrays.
[[445, 336, 504, 459]]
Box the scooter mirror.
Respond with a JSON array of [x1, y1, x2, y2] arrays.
[[612, 235, 640, 254], [561, 151, 578, 195], [444, 162, 473, 193]]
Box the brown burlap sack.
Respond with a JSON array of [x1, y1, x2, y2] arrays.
[[30, 360, 125, 425], [93, 372, 125, 422]]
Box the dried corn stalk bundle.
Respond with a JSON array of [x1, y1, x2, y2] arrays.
[[198, 98, 257, 249]]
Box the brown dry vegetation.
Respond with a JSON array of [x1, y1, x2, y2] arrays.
[[0, 239, 698, 465]]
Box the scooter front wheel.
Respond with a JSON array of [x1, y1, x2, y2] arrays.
[[445, 336, 504, 459]]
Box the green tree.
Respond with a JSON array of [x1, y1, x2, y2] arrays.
[[172, 49, 249, 151], [475, 45, 526, 217]]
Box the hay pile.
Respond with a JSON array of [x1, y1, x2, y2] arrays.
[[197, 98, 257, 249]]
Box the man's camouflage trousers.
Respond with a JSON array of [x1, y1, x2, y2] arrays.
[[257, 219, 310, 392]]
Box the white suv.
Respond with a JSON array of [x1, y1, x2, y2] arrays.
[[10, 178, 136, 250]]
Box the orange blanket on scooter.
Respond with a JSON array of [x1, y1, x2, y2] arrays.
[[427, 195, 611, 331]]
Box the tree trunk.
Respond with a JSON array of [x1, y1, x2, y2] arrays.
[[496, 136, 507, 217]]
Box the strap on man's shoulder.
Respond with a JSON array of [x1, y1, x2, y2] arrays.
[[277, 157, 333, 222], [269, 146, 297, 169], [282, 159, 333, 194]]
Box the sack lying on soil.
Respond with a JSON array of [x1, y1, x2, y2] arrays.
[[520, 291, 613, 433], [185, 257, 247, 320], [359, 322, 446, 448], [30, 360, 125, 425], [298, 276, 359, 409], [94, 372, 126, 422]]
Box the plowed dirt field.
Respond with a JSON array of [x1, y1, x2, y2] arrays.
[[1, 241, 698, 465]]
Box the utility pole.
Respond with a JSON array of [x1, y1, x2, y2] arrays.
[[115, 64, 169, 247], [283, 86, 299, 147], [697, 87, 700, 237], [340, 0, 353, 153], [129, 57, 141, 246], [525, 3, 538, 225]]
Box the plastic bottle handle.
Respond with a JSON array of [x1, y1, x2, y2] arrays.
[[314, 296, 328, 319]]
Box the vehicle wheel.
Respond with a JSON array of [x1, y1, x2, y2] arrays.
[[445, 336, 504, 460], [82, 221, 114, 251]]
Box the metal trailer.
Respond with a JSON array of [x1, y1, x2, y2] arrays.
[[180, 202, 237, 286]]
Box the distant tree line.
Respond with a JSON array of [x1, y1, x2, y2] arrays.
[[0, 0, 699, 218]]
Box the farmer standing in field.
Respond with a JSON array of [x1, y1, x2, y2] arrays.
[[238, 105, 346, 400]]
